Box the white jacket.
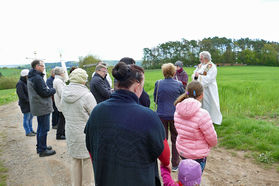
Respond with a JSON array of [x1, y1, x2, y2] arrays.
[[61, 83, 97, 159], [53, 75, 66, 112]]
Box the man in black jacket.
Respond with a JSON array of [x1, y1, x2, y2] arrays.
[[46, 68, 59, 129], [90, 64, 112, 104], [16, 69, 36, 137], [27, 60, 56, 157]]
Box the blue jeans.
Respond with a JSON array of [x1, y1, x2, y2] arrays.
[[180, 156, 207, 172], [23, 112, 33, 135], [36, 114, 50, 153]]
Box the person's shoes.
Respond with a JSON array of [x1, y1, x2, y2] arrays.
[[56, 135, 66, 140], [172, 166, 178, 172], [39, 149, 56, 157], [37, 146, 52, 154], [26, 132, 36, 137], [52, 125, 58, 129], [32, 131, 37, 134]]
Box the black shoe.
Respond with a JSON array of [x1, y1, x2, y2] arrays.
[[26, 132, 36, 137], [32, 131, 37, 134], [37, 146, 52, 154], [52, 125, 58, 129], [56, 135, 66, 140], [39, 149, 56, 157], [172, 166, 178, 172]]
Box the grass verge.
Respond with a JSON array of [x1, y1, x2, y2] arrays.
[[0, 89, 17, 106], [0, 132, 7, 186]]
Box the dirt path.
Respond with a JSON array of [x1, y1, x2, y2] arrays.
[[0, 102, 278, 186]]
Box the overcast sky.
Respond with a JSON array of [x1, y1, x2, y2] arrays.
[[0, 0, 278, 65]]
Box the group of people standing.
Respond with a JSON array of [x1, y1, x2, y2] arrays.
[[15, 51, 222, 186]]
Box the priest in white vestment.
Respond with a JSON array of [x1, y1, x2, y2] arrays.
[[192, 51, 222, 125]]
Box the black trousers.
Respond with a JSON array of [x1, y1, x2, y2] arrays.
[[56, 112, 65, 137], [52, 100, 59, 127]]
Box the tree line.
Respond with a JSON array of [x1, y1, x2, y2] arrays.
[[142, 37, 279, 69]]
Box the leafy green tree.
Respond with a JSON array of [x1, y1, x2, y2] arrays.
[[142, 37, 279, 69], [78, 55, 100, 82]]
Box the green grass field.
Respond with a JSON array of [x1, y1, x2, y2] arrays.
[[144, 66, 279, 165], [0, 68, 21, 77], [0, 89, 17, 106]]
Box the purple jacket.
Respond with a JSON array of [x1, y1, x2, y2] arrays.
[[174, 70, 188, 88]]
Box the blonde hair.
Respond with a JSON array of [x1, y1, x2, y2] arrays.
[[161, 63, 176, 78], [174, 81, 203, 105]]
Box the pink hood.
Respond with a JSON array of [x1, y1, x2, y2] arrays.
[[176, 98, 201, 118]]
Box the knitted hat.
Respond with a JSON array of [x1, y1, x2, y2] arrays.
[[20, 69, 29, 77], [69, 68, 88, 84], [178, 159, 202, 186], [175, 61, 183, 68]]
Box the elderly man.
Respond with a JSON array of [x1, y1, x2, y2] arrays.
[[27, 60, 56, 157], [192, 51, 222, 125], [90, 64, 112, 103]]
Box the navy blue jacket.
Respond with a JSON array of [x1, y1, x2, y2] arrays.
[[16, 77, 30, 113], [90, 73, 111, 104], [46, 76, 54, 89], [139, 89, 150, 108], [154, 78, 184, 120], [85, 89, 165, 186]]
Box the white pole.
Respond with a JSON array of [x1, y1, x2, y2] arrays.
[[60, 53, 69, 81]]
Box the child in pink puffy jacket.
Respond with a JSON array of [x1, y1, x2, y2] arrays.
[[174, 81, 217, 172]]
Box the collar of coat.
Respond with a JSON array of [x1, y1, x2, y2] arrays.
[[111, 89, 139, 104], [94, 72, 106, 80]]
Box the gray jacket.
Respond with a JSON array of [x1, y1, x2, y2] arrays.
[[27, 69, 56, 116]]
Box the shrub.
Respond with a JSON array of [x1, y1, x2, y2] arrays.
[[0, 77, 18, 90]]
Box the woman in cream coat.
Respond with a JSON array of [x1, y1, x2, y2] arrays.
[[61, 68, 96, 186]]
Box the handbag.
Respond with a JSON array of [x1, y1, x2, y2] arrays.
[[154, 80, 161, 111]]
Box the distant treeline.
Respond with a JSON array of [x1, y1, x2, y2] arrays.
[[142, 37, 279, 69]]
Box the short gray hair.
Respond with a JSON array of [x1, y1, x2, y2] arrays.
[[200, 51, 211, 61], [54, 67, 65, 75], [96, 64, 107, 72]]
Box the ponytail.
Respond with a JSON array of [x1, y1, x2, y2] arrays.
[[174, 80, 203, 106], [174, 93, 189, 106]]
